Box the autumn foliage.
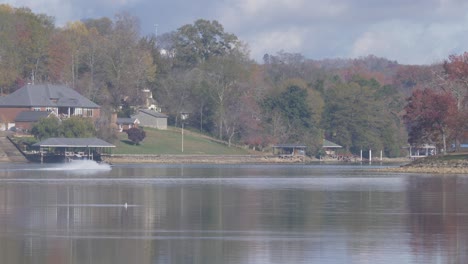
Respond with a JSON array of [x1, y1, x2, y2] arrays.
[[8, 4, 468, 157], [404, 89, 459, 153]]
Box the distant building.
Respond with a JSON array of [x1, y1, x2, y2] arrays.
[[131, 109, 168, 130], [14, 111, 57, 132], [323, 139, 342, 156], [273, 144, 306, 157], [406, 144, 437, 158], [0, 84, 100, 131], [140, 89, 161, 112], [116, 117, 140, 132]]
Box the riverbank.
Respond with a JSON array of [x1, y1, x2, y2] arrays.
[[101, 154, 412, 165], [101, 154, 311, 164], [379, 154, 468, 174], [384, 166, 468, 174]]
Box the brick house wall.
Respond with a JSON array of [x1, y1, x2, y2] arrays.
[[0, 108, 30, 123]]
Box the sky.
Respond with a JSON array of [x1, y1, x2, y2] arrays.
[[4, 0, 468, 65]]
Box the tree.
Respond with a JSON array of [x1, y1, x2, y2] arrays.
[[0, 5, 19, 93], [156, 68, 199, 126], [392, 65, 434, 94], [322, 77, 403, 157], [47, 30, 72, 83], [0, 5, 54, 90], [262, 84, 322, 153], [404, 88, 459, 154], [14, 7, 54, 84], [30, 116, 61, 140], [236, 90, 264, 149], [79, 27, 107, 102], [126, 127, 146, 145], [82, 17, 113, 36], [172, 19, 244, 68], [103, 12, 157, 107], [60, 116, 96, 138], [31, 116, 96, 140], [263, 52, 307, 84], [202, 55, 249, 140], [95, 108, 118, 144], [191, 75, 216, 133], [443, 52, 468, 110]]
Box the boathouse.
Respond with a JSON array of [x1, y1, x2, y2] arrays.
[[32, 137, 115, 163], [406, 144, 437, 159], [322, 139, 342, 156], [273, 144, 306, 158]]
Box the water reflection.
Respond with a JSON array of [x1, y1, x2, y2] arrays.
[[406, 176, 468, 263], [0, 164, 466, 263]]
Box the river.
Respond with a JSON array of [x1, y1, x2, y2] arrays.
[[0, 161, 466, 263]]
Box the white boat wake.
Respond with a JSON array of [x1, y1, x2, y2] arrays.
[[40, 160, 111, 171]]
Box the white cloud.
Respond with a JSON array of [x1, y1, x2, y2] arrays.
[[217, 0, 348, 61], [238, 0, 312, 15], [219, 0, 347, 32], [5, 0, 78, 25], [3, 0, 142, 26], [350, 17, 468, 64], [4, 0, 468, 64]]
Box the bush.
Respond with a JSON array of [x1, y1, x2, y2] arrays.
[[126, 127, 146, 145]]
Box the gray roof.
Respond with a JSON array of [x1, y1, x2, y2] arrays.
[[323, 139, 342, 148], [133, 109, 168, 118], [117, 118, 138, 125], [0, 84, 100, 108], [33, 138, 115, 148], [15, 111, 52, 122], [273, 144, 307, 148]]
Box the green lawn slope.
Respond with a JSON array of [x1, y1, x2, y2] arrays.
[[113, 127, 250, 155]]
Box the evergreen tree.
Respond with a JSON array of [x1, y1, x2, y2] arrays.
[[126, 127, 146, 145]]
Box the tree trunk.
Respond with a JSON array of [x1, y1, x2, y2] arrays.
[[219, 116, 223, 139], [228, 132, 235, 147], [199, 104, 203, 133], [442, 128, 447, 155]]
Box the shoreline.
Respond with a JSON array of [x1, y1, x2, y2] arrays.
[[101, 154, 309, 164], [101, 154, 411, 165], [379, 166, 468, 174], [378, 155, 468, 174]]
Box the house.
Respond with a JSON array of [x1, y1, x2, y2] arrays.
[[323, 139, 342, 156], [116, 117, 140, 132], [0, 84, 100, 130], [14, 111, 57, 132], [141, 89, 161, 112], [131, 109, 167, 130]]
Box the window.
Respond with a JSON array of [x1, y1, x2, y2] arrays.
[[33, 107, 41, 111], [75, 108, 83, 116], [85, 109, 93, 117], [45, 107, 53, 112]]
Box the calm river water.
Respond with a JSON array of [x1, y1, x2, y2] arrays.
[[0, 161, 467, 263]]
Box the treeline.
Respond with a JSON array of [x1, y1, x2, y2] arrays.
[[1, 5, 466, 157]]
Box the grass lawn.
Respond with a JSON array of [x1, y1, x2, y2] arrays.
[[113, 127, 250, 155], [439, 152, 468, 160]]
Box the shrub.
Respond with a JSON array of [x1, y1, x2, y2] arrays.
[[126, 127, 146, 145]]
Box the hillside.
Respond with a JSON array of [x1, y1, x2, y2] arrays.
[[113, 127, 252, 155]]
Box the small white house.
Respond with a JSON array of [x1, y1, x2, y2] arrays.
[[406, 144, 437, 158]]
